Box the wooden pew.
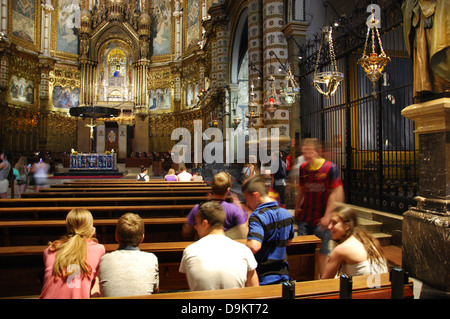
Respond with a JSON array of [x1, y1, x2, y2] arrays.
[[119, 273, 413, 299], [0, 196, 215, 208], [22, 189, 213, 198], [38, 186, 212, 192], [50, 183, 209, 188], [0, 235, 321, 298], [63, 180, 206, 185], [0, 204, 195, 220], [0, 217, 186, 246]]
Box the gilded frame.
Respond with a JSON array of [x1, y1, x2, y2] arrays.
[[8, 0, 41, 53], [50, 0, 80, 61]]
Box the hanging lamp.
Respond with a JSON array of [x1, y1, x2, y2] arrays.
[[283, 64, 300, 106], [313, 26, 344, 98], [358, 12, 390, 96], [264, 75, 280, 113]]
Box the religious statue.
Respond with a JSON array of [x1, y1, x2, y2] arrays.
[[402, 0, 450, 100]]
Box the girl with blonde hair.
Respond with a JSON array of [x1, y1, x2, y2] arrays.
[[40, 209, 105, 298], [15, 156, 30, 197], [322, 206, 388, 279], [164, 168, 177, 181]]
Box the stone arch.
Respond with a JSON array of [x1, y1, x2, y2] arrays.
[[89, 21, 141, 63]]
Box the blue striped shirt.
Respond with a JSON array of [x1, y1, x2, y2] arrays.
[[247, 201, 295, 285]]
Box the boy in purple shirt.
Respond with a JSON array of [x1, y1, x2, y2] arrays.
[[182, 172, 248, 240]]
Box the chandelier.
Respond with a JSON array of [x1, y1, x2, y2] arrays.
[[246, 82, 260, 127], [264, 75, 279, 114], [313, 26, 344, 98], [283, 64, 300, 106], [358, 14, 390, 96]]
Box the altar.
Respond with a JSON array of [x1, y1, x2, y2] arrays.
[[69, 153, 117, 171]]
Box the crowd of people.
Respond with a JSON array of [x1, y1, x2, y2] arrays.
[[0, 150, 50, 198], [34, 138, 389, 298]]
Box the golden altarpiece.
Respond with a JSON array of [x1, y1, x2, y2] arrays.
[[0, 0, 298, 164]]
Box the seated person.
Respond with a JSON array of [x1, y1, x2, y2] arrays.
[[40, 209, 105, 299], [191, 172, 203, 182], [179, 201, 259, 291], [137, 166, 149, 182], [164, 168, 178, 181], [177, 166, 192, 181], [182, 171, 248, 240], [99, 213, 159, 297], [321, 206, 388, 279]]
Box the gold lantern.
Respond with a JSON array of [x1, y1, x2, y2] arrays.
[[358, 14, 390, 96]]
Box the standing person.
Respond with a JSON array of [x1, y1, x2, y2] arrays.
[[243, 174, 295, 285], [32, 157, 50, 192], [0, 151, 12, 199], [40, 209, 105, 299], [294, 138, 345, 277], [182, 171, 248, 240], [99, 213, 159, 297], [164, 168, 178, 181], [322, 206, 388, 279], [15, 156, 31, 197], [272, 151, 287, 206], [136, 166, 149, 182], [179, 201, 259, 291], [177, 166, 192, 182]]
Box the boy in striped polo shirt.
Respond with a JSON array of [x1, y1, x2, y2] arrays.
[[243, 174, 295, 285]]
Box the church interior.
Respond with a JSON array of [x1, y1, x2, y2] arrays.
[[0, 0, 448, 299]]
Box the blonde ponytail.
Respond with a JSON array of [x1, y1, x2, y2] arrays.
[[49, 209, 97, 279]]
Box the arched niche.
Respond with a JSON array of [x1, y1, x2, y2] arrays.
[[96, 40, 133, 103]]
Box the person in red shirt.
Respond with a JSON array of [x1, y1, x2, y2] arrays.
[[294, 138, 345, 277], [40, 209, 105, 299]]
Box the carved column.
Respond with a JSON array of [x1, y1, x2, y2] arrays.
[[40, 1, 54, 57], [208, 4, 229, 93], [38, 56, 55, 151], [248, 0, 264, 129], [262, 0, 290, 148], [401, 97, 450, 292], [173, 0, 183, 60]]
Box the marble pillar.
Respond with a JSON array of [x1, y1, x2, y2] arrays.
[[401, 97, 450, 291], [118, 124, 127, 160], [96, 123, 105, 153]]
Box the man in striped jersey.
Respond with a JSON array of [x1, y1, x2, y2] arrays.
[[294, 138, 345, 277]]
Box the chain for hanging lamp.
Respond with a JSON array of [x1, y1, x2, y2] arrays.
[[283, 64, 300, 106], [358, 14, 390, 96], [313, 26, 344, 98]]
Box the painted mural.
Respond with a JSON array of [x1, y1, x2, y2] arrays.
[[9, 76, 35, 105], [149, 88, 171, 110], [186, 0, 200, 50], [57, 0, 80, 55], [53, 86, 80, 108], [12, 0, 35, 44], [151, 0, 172, 56]]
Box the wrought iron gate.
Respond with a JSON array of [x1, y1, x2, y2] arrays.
[[296, 1, 418, 214]]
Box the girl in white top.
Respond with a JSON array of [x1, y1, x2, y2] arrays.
[[322, 206, 388, 279]]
